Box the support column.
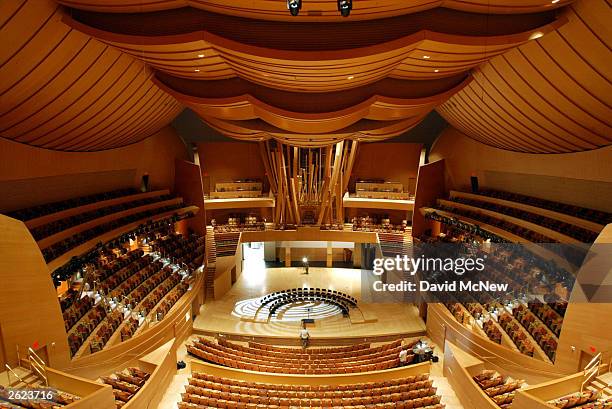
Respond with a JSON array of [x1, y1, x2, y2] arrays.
[[326, 241, 333, 268], [284, 247, 291, 267]]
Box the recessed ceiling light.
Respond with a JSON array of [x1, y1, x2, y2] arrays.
[[423, 55, 431, 59], [434, 69, 439, 72], [529, 31, 544, 40], [197, 54, 204, 58], [347, 75, 354, 80], [194, 69, 200, 72], [551, 0, 560, 3]]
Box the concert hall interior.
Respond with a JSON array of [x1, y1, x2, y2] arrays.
[[0, 1, 611, 408]]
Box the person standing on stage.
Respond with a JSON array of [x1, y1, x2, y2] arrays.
[[300, 325, 310, 349]]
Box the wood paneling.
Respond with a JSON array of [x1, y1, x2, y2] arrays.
[[198, 142, 267, 193], [412, 159, 445, 237], [56, 0, 573, 21], [153, 74, 469, 138], [0, 215, 71, 368], [174, 159, 206, 233], [0, 127, 189, 213], [437, 0, 612, 153], [0, 0, 183, 151], [63, 10, 564, 90], [429, 127, 612, 213]]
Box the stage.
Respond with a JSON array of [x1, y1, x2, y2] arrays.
[[193, 264, 426, 342]]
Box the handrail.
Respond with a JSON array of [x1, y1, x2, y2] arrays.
[[4, 364, 33, 388], [29, 360, 48, 387], [580, 352, 602, 393], [27, 347, 46, 368], [27, 347, 48, 387]]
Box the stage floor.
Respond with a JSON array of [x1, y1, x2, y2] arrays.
[[193, 265, 426, 341]]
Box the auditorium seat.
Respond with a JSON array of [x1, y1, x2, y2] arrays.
[[100, 367, 150, 408], [6, 188, 138, 222], [447, 196, 599, 242], [472, 370, 524, 408], [187, 338, 422, 374], [476, 189, 611, 226], [178, 372, 444, 409], [61, 232, 203, 357]]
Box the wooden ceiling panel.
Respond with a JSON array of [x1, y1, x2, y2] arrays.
[[63, 12, 564, 92], [437, 0, 612, 153], [0, 0, 183, 151], [56, 0, 572, 21], [153, 73, 469, 134]]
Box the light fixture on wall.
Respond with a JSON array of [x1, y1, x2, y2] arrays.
[[338, 0, 352, 17], [287, 0, 302, 16]]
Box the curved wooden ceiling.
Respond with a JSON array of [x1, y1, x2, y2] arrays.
[[0, 0, 183, 151], [153, 73, 470, 135], [62, 8, 565, 91], [4, 0, 607, 153], [56, 0, 571, 21], [437, 0, 612, 153]]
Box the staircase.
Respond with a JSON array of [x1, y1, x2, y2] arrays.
[[1, 366, 42, 388], [204, 226, 217, 301], [587, 371, 612, 399]]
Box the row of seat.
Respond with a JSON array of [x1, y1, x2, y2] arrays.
[[261, 288, 357, 308], [29, 194, 173, 241], [475, 189, 611, 226], [100, 367, 150, 408], [240, 339, 405, 360], [512, 304, 558, 361], [547, 390, 608, 409], [42, 204, 184, 262], [448, 196, 598, 242], [65, 232, 202, 356], [7, 188, 138, 222], [246, 341, 377, 355], [188, 337, 419, 374], [434, 204, 585, 266], [472, 370, 524, 408], [188, 376, 433, 398], [216, 338, 411, 365], [178, 372, 444, 409]]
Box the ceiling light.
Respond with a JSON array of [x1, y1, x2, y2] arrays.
[[551, 0, 560, 3], [197, 54, 204, 58], [423, 55, 431, 59], [194, 69, 200, 72], [434, 69, 439, 72], [529, 31, 544, 40], [287, 0, 301, 16], [347, 75, 354, 80], [338, 0, 352, 17]]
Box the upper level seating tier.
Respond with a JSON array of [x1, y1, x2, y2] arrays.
[[6, 188, 138, 222], [475, 189, 611, 226]]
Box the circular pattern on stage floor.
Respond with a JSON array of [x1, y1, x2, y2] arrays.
[[233, 297, 346, 322]]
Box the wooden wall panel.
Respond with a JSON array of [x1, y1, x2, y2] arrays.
[[349, 143, 421, 192], [0, 215, 71, 368], [198, 142, 267, 193], [0, 0, 183, 151], [412, 159, 445, 237], [429, 127, 612, 212], [437, 0, 612, 153], [0, 126, 189, 213], [174, 159, 206, 233]]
